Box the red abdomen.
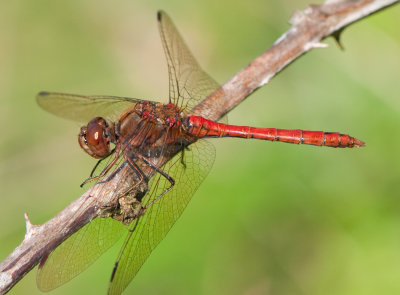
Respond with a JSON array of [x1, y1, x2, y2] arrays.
[[186, 116, 364, 148]]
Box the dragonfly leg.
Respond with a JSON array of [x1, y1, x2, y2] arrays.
[[108, 156, 176, 285], [138, 155, 175, 209], [80, 146, 121, 187], [180, 145, 190, 169], [88, 148, 116, 178], [124, 153, 148, 194]]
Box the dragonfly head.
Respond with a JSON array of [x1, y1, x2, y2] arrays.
[[79, 117, 112, 159]]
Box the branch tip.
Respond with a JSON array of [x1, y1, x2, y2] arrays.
[[24, 213, 36, 239]]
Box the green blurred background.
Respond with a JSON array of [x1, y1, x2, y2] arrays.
[[1, 1, 400, 294]]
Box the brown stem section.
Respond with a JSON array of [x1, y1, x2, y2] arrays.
[[0, 1, 398, 294]]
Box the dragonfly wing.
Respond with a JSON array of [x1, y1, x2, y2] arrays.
[[37, 217, 128, 291], [158, 11, 221, 113], [37, 92, 145, 123], [107, 139, 215, 295]]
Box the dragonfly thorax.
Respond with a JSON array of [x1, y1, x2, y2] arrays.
[[78, 117, 112, 159]]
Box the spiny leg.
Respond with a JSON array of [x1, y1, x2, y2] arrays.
[[88, 148, 116, 178], [80, 146, 121, 187], [124, 153, 148, 196], [180, 144, 190, 168], [139, 155, 175, 209]]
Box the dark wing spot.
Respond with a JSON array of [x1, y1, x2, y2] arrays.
[[110, 262, 119, 282], [38, 91, 50, 96], [157, 11, 162, 21]]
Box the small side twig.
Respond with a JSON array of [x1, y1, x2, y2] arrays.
[[0, 0, 398, 294]]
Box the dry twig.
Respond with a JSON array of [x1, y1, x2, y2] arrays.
[[0, 0, 398, 294]]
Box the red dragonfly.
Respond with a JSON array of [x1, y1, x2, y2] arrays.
[[36, 11, 364, 295]]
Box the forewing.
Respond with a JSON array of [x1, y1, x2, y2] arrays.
[[37, 217, 128, 291], [158, 11, 221, 113], [107, 139, 215, 295], [37, 92, 145, 123]]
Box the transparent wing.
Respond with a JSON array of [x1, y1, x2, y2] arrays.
[[36, 92, 146, 123], [158, 11, 221, 114], [108, 139, 215, 295], [37, 217, 128, 291]]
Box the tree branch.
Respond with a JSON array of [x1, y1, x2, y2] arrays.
[[1, 0, 398, 294], [190, 0, 399, 121]]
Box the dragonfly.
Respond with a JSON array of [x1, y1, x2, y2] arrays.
[[35, 10, 365, 295]]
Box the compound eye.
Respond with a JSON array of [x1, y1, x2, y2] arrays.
[[86, 122, 105, 145], [78, 117, 111, 159], [78, 126, 94, 156]]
